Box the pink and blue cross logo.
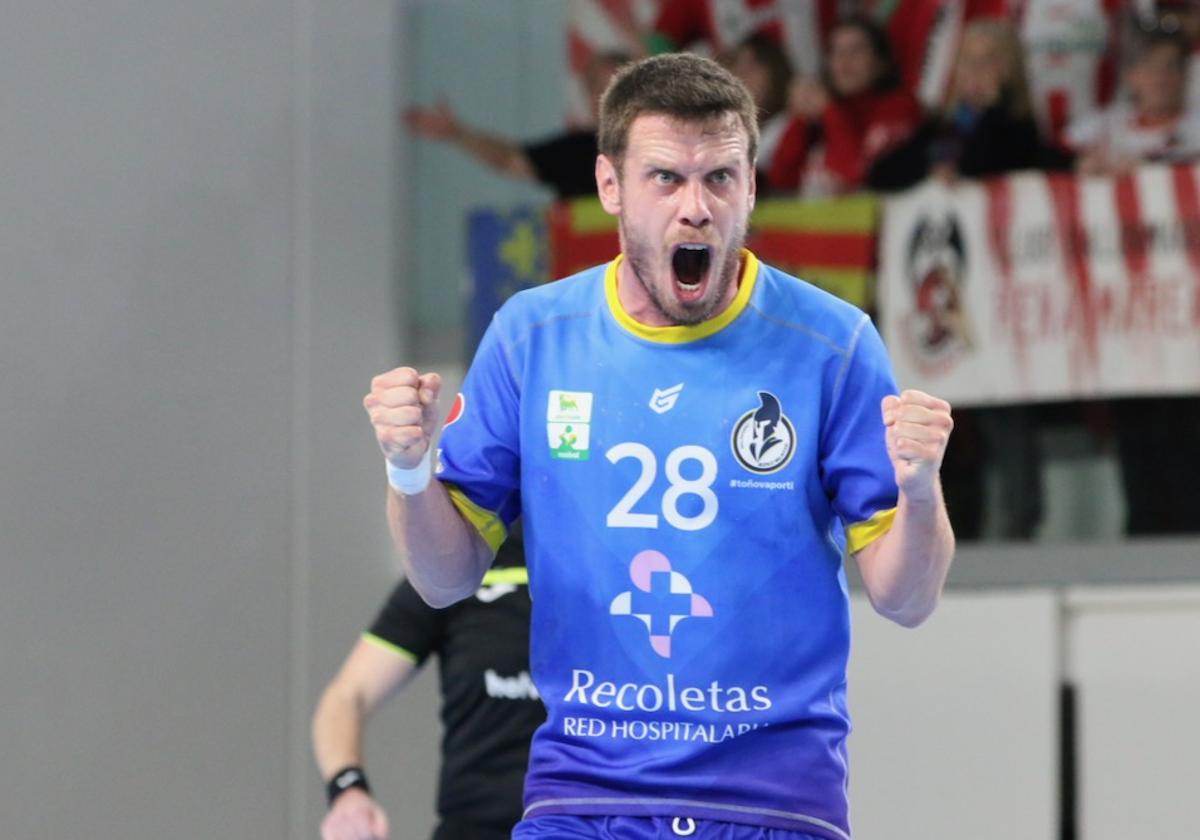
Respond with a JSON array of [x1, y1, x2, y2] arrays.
[[609, 549, 713, 658]]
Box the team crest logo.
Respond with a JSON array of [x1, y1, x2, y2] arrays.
[[731, 391, 795, 474], [610, 550, 713, 658]]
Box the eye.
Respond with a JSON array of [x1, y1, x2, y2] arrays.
[[652, 170, 679, 186], [707, 169, 733, 186]]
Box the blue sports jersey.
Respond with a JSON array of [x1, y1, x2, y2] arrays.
[[435, 251, 899, 840]]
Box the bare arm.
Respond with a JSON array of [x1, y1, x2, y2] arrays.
[[312, 639, 419, 778], [365, 367, 493, 607], [404, 102, 536, 181], [385, 480, 493, 608], [853, 390, 956, 627], [312, 639, 419, 840]]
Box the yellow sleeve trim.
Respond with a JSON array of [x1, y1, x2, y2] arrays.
[[445, 483, 507, 555], [362, 632, 418, 665], [482, 566, 529, 586], [846, 507, 897, 554]]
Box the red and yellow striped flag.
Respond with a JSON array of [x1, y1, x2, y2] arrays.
[[547, 193, 880, 309]]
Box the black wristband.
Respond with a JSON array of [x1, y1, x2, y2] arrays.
[[326, 766, 371, 807]]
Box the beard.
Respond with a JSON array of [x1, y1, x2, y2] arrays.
[[620, 216, 748, 326]]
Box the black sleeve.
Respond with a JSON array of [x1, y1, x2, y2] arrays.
[[365, 579, 443, 665], [865, 119, 937, 192], [523, 131, 599, 199], [957, 110, 1044, 178]]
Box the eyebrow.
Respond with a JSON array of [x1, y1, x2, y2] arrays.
[[640, 157, 745, 174]]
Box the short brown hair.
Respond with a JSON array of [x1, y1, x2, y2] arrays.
[[597, 53, 759, 170]]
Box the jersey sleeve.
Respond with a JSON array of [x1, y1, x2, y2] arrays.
[[364, 578, 443, 666], [522, 132, 598, 199], [435, 311, 523, 554], [821, 314, 900, 554]]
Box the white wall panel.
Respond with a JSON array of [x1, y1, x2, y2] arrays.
[[849, 591, 1060, 840], [1068, 586, 1200, 839]]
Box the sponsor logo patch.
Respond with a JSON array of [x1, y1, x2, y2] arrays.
[[547, 390, 592, 423], [648, 383, 684, 414], [443, 392, 465, 427], [609, 549, 712, 658], [547, 390, 593, 460]]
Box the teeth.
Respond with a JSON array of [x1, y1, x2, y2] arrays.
[[679, 244, 708, 251]]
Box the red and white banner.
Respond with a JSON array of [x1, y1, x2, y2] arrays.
[[878, 165, 1200, 406]]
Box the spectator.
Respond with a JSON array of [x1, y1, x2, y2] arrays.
[[720, 34, 794, 188], [871, 0, 1123, 147], [1066, 24, 1200, 175], [1020, 0, 1124, 148], [868, 17, 1069, 192], [1150, 0, 1200, 116], [767, 16, 922, 198], [404, 51, 629, 199]]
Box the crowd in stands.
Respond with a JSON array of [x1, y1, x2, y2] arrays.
[[407, 0, 1200, 541]]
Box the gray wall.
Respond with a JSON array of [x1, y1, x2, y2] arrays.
[[0, 1, 420, 837], [406, 0, 567, 363]]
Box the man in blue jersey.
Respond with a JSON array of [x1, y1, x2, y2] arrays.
[[365, 53, 955, 840]]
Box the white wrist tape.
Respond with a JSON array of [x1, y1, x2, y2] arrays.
[[386, 448, 432, 495]]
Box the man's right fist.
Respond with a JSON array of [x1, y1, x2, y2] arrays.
[[364, 367, 442, 469]]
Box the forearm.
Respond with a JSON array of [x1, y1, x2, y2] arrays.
[[857, 486, 955, 627], [387, 479, 493, 608], [312, 684, 367, 780], [452, 129, 535, 179]]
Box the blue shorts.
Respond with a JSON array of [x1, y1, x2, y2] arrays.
[[513, 815, 829, 840]]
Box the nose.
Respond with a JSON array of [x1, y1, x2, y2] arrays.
[[678, 179, 712, 228]]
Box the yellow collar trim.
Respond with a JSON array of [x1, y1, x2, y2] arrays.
[[605, 249, 759, 344]]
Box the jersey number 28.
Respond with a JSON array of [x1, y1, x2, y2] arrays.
[[605, 442, 717, 531]]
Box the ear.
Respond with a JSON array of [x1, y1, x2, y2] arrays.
[[747, 164, 757, 215], [596, 154, 621, 215]]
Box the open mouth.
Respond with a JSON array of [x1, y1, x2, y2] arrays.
[[671, 244, 712, 300]]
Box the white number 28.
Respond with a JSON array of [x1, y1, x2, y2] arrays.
[[605, 442, 718, 531]]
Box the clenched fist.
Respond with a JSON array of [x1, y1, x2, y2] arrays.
[[364, 367, 443, 469], [881, 389, 953, 503]]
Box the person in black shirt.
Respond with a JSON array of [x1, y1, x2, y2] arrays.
[[866, 17, 1070, 193], [404, 52, 630, 200], [312, 535, 542, 840]]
